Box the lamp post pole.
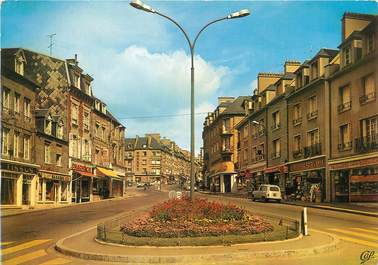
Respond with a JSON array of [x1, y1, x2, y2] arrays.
[[130, 0, 250, 200]]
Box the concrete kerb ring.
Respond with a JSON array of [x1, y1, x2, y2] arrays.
[[55, 227, 339, 263]]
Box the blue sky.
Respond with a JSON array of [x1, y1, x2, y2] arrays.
[[2, 1, 377, 153]]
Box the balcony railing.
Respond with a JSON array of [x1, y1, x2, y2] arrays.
[[271, 123, 281, 130], [355, 135, 378, 153], [359, 92, 376, 104], [337, 101, 352, 113], [293, 117, 302, 126], [271, 152, 281, 159], [338, 141, 352, 151], [253, 154, 265, 162], [293, 150, 302, 159], [304, 143, 322, 158], [307, 110, 318, 120]]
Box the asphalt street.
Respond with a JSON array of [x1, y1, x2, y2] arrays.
[[1, 188, 377, 265]]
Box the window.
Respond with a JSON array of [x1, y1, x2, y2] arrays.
[[258, 119, 265, 136], [95, 148, 100, 164], [307, 129, 319, 146], [13, 132, 20, 158], [45, 116, 52, 135], [223, 137, 231, 151], [1, 127, 10, 156], [56, 154, 62, 166], [142, 159, 147, 165], [338, 85, 351, 112], [343, 46, 351, 66], [24, 98, 31, 118], [71, 135, 79, 158], [2, 88, 10, 112], [73, 74, 81, 89], [15, 57, 24, 76], [83, 139, 90, 161], [57, 121, 64, 139], [95, 123, 100, 137], [143, 151, 147, 156], [223, 119, 231, 133], [294, 135, 301, 152], [101, 127, 106, 140], [14, 93, 20, 113], [83, 112, 90, 131], [339, 124, 352, 150], [361, 116, 378, 140], [71, 103, 79, 126], [272, 111, 280, 129], [360, 74, 375, 103], [23, 135, 30, 160], [366, 32, 375, 54], [307, 96, 318, 120], [272, 139, 280, 158], [293, 104, 302, 125], [44, 143, 51, 163]]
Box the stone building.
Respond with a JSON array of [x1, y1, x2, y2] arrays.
[[328, 14, 377, 202], [1, 60, 39, 207], [203, 96, 247, 193]]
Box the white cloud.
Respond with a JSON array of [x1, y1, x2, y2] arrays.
[[82, 46, 228, 152]]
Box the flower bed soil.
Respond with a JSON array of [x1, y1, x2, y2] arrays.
[[120, 198, 273, 238]]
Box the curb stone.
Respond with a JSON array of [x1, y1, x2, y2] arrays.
[[55, 228, 338, 263]]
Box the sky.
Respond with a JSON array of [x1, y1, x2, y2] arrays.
[[1, 1, 377, 154]]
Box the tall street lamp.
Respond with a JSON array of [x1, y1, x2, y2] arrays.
[[130, 0, 250, 200]]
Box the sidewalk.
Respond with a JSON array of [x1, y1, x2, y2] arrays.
[[0, 190, 143, 218], [199, 191, 378, 218], [55, 226, 338, 264]]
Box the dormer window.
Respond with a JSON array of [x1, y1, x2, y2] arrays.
[[45, 115, 52, 134], [72, 74, 81, 89], [343, 45, 351, 66], [57, 121, 64, 139], [15, 56, 25, 76]]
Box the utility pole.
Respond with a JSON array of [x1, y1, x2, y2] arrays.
[[47, 33, 56, 56]]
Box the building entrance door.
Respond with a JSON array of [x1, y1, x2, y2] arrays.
[[22, 182, 31, 205]]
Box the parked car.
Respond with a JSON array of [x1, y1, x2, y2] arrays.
[[252, 184, 282, 202]]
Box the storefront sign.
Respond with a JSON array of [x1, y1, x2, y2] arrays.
[[329, 157, 378, 170], [72, 163, 92, 173], [40, 172, 70, 182], [1, 162, 38, 175], [350, 174, 378, 183], [289, 157, 325, 173], [265, 165, 288, 174]]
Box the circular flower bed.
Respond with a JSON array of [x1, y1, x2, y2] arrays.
[[121, 197, 273, 238]]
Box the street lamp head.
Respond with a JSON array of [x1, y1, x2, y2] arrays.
[[227, 9, 250, 19], [252, 120, 260, 125], [130, 0, 155, 13]]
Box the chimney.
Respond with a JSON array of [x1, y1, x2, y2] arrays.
[[74, 54, 78, 65], [284, 61, 301, 74], [257, 73, 282, 93]]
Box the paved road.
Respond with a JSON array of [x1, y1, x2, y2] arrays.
[[0, 188, 167, 265], [1, 190, 377, 265]]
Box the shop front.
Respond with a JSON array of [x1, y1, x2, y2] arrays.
[[96, 167, 124, 198], [330, 155, 378, 202], [264, 164, 288, 193], [239, 162, 266, 192], [286, 156, 326, 202], [38, 171, 71, 204], [209, 161, 237, 193], [1, 159, 39, 207], [71, 163, 95, 203]]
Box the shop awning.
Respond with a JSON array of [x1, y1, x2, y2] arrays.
[[74, 170, 94, 178], [97, 167, 122, 180]]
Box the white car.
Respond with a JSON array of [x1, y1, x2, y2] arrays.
[[252, 184, 282, 202]]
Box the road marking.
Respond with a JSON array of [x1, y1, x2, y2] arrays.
[[39, 258, 71, 265], [328, 228, 378, 241], [1, 239, 50, 255], [333, 235, 378, 248], [2, 249, 47, 265], [351, 228, 378, 236], [0, 242, 15, 246]]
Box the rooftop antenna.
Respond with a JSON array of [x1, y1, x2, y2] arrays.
[[47, 33, 56, 56]]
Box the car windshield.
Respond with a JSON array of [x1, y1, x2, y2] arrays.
[[261, 186, 268, 191], [269, 187, 279, 191]]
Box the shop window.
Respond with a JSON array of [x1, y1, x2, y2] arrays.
[[45, 180, 54, 201], [338, 85, 351, 113], [93, 178, 99, 195], [2, 88, 10, 112], [14, 93, 20, 113], [61, 182, 68, 201], [1, 174, 16, 205], [23, 135, 30, 160], [2, 127, 10, 156], [13, 131, 20, 158]]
